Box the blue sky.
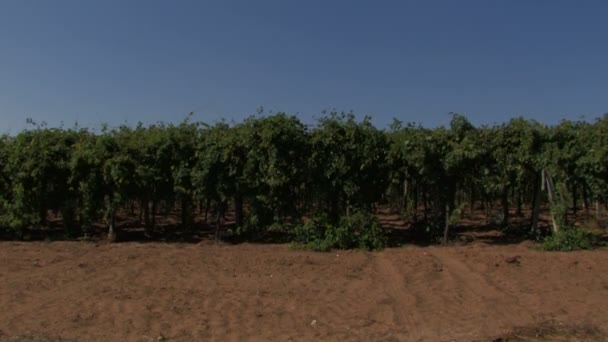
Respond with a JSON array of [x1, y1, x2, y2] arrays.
[[1, 0, 607, 133]]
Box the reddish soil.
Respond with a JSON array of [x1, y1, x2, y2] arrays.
[[1, 241, 607, 341]]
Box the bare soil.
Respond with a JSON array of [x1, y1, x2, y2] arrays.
[[1, 240, 607, 341]]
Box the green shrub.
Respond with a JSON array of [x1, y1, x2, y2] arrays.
[[541, 226, 595, 251], [338, 211, 387, 250], [294, 212, 330, 244], [292, 210, 387, 251]]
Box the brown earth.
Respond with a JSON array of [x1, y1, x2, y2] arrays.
[[1, 241, 607, 341]]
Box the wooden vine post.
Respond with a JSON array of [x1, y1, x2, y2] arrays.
[[542, 168, 560, 234]]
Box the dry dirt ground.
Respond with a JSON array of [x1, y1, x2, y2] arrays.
[[1, 241, 607, 341]]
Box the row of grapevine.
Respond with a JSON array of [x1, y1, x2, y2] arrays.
[[0, 112, 606, 244]]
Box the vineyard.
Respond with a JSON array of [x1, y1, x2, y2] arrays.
[[2, 112, 608, 341], [1, 112, 607, 247]]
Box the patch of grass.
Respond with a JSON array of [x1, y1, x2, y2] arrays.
[[540, 226, 600, 252], [541, 226, 597, 251]]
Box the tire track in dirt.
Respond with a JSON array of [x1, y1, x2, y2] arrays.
[[425, 248, 535, 338], [372, 251, 425, 341], [371, 247, 538, 341]]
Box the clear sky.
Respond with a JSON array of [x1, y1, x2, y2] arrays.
[[1, 0, 607, 133]]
